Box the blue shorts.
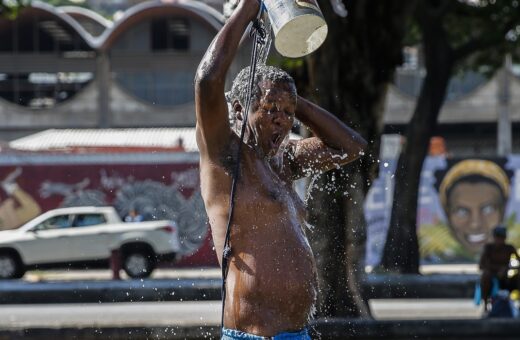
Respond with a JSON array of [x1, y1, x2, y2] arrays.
[[221, 327, 311, 339]]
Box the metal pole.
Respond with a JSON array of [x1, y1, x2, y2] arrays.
[[96, 51, 111, 128], [497, 54, 512, 156]]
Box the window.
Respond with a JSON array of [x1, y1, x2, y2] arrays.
[[33, 215, 73, 231], [151, 18, 190, 51], [115, 71, 193, 106], [0, 18, 91, 53], [0, 16, 94, 109], [73, 214, 106, 227], [0, 72, 93, 108]]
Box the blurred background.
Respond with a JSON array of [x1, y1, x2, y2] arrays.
[[1, 0, 520, 338]]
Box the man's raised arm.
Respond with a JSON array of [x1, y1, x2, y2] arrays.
[[194, 0, 259, 156], [285, 96, 368, 179]]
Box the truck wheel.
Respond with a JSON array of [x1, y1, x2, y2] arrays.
[[0, 253, 25, 279], [122, 250, 155, 279]]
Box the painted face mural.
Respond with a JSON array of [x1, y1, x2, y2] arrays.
[[438, 160, 510, 255], [364, 156, 519, 267], [0, 160, 217, 267]]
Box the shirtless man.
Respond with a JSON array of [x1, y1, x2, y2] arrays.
[[195, 0, 367, 337]]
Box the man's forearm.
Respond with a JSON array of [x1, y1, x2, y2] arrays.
[[296, 96, 367, 155], [195, 1, 258, 87]]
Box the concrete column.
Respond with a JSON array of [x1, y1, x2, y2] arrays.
[[497, 54, 512, 156], [96, 51, 111, 128]]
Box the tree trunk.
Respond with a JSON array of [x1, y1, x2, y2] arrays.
[[381, 5, 454, 273], [307, 170, 350, 317], [304, 0, 416, 317]]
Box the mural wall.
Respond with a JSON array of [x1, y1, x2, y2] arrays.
[[0, 153, 217, 267], [365, 156, 520, 266]]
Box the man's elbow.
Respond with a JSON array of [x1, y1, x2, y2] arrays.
[[194, 69, 217, 92], [194, 68, 223, 92], [349, 136, 368, 160], [357, 137, 368, 154], [194, 72, 212, 92]]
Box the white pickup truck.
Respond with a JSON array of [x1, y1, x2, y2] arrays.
[[0, 206, 180, 279]]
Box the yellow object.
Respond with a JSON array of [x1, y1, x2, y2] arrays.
[[439, 159, 510, 210]]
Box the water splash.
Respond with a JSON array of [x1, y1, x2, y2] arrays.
[[256, 16, 272, 65], [330, 0, 348, 17]]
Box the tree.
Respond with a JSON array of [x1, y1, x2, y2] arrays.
[[302, 0, 417, 317], [381, 0, 520, 273], [0, 0, 30, 19]]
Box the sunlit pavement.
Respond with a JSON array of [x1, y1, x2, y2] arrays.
[[1, 265, 487, 329], [369, 299, 484, 320], [0, 299, 484, 329], [22, 264, 478, 282], [420, 264, 479, 275], [0, 301, 221, 328], [23, 267, 222, 282]]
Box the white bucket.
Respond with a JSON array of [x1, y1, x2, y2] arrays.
[[263, 0, 328, 58]]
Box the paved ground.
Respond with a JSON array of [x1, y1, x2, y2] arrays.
[[0, 299, 484, 329], [370, 299, 483, 320], [22, 264, 478, 282], [0, 301, 221, 328], [23, 267, 222, 282], [420, 264, 478, 274]]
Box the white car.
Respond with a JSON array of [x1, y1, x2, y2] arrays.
[[0, 206, 180, 279]]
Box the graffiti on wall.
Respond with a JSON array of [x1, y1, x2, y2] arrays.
[[0, 161, 216, 266], [0, 168, 41, 231], [365, 156, 520, 266]]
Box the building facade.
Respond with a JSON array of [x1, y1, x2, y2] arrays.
[[0, 0, 249, 141], [0, 1, 518, 157]]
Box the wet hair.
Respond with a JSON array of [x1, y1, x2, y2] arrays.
[[227, 65, 296, 124]]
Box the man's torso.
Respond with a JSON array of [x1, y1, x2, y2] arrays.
[[199, 136, 317, 335]]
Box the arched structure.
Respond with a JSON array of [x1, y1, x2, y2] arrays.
[[0, 0, 249, 140], [59, 6, 112, 37]]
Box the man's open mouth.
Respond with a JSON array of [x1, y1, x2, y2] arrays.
[[271, 133, 283, 148]]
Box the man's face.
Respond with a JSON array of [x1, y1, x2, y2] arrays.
[[447, 182, 504, 253], [247, 80, 296, 158]]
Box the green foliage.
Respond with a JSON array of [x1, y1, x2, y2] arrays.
[[0, 0, 31, 19], [450, 1, 520, 75], [41, 0, 88, 8], [410, 0, 520, 77]]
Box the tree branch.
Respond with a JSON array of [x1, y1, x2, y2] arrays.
[[454, 18, 518, 60]]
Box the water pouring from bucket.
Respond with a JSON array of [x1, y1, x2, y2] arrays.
[[263, 0, 328, 58]]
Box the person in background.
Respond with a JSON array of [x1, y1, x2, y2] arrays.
[[124, 208, 143, 222], [479, 225, 520, 311]]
